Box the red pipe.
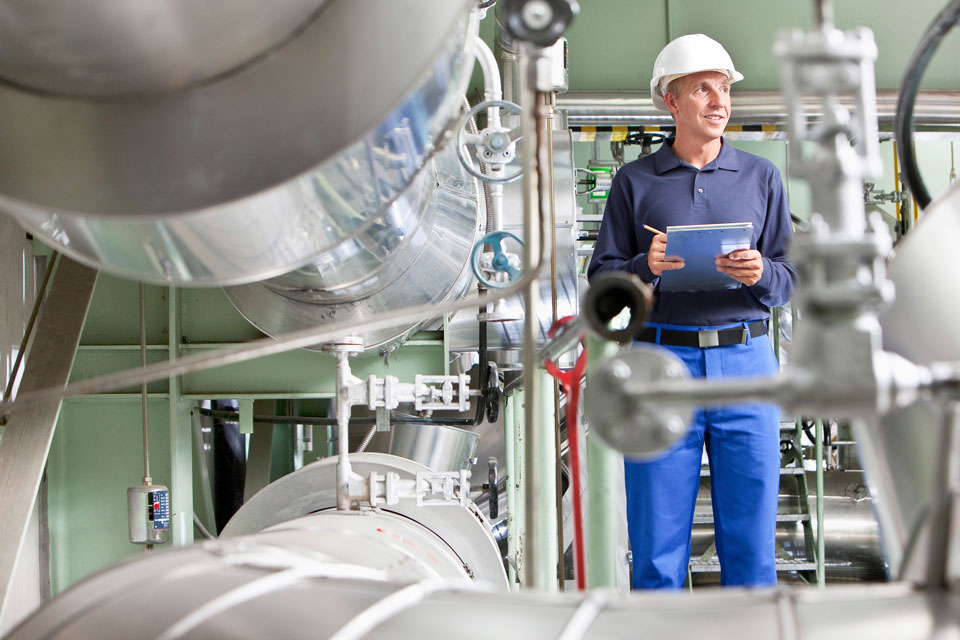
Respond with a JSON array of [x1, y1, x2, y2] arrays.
[[544, 316, 588, 590]]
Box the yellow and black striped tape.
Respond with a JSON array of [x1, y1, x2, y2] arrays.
[[570, 124, 781, 141]]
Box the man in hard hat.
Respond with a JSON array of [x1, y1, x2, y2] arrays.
[[588, 34, 796, 589]]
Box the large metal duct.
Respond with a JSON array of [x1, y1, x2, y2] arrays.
[[222, 141, 483, 351], [0, 0, 477, 286], [876, 180, 960, 581], [359, 424, 479, 474], [5, 531, 957, 639], [5, 455, 954, 640], [4, 509, 487, 640], [220, 453, 507, 587]]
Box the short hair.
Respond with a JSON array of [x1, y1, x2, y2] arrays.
[[663, 76, 686, 120], [665, 76, 685, 100]]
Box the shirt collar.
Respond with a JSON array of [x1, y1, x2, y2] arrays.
[[654, 136, 740, 174]]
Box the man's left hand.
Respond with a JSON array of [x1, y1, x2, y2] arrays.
[[716, 250, 763, 286]]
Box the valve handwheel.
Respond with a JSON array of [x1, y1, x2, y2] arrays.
[[470, 230, 524, 288], [456, 99, 524, 184]]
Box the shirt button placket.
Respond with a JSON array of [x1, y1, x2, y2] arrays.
[[694, 173, 705, 204]]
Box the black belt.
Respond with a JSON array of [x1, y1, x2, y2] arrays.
[[636, 320, 767, 348]]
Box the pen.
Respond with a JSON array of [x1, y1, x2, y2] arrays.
[[643, 224, 664, 235]]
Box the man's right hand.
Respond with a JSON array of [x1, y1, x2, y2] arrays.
[[647, 232, 685, 276]]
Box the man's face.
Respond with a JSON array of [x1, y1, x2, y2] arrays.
[[664, 71, 732, 144]]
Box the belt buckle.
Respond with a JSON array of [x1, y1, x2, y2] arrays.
[[698, 329, 719, 348]]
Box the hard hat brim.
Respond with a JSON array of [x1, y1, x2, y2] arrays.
[[650, 69, 744, 112]]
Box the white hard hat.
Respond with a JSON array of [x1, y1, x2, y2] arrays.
[[649, 34, 744, 112]]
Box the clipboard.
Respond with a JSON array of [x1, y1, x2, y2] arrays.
[[659, 222, 754, 292]]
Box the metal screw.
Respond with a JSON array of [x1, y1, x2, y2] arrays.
[[664, 363, 684, 379], [657, 416, 686, 443], [488, 132, 509, 151], [608, 423, 627, 443], [521, 0, 553, 31], [605, 359, 632, 385]]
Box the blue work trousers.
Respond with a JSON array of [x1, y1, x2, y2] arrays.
[[625, 321, 781, 589]]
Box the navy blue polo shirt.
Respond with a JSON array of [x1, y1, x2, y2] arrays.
[[587, 138, 796, 326]]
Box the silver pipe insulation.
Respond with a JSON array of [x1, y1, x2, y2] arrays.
[[557, 90, 960, 127], [0, 196, 551, 420], [7, 550, 956, 640], [474, 36, 504, 127]]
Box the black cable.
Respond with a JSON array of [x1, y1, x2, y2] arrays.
[[895, 0, 960, 210]]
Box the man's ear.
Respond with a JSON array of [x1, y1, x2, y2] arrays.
[[663, 91, 679, 117]]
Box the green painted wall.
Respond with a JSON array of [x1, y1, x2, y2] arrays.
[[47, 399, 172, 593], [541, 0, 960, 92]]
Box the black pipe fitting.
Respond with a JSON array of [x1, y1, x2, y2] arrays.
[[582, 271, 653, 343]]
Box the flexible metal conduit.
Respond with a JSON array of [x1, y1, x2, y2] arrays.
[[557, 90, 960, 127]]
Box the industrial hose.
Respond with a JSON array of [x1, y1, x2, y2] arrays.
[[895, 0, 960, 210]]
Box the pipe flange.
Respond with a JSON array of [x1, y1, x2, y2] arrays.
[[585, 346, 693, 458], [320, 336, 365, 355]]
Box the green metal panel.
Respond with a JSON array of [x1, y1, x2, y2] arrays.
[[477, 1, 960, 93], [665, 1, 810, 90], [70, 347, 169, 394], [180, 288, 263, 344], [47, 398, 172, 594], [832, 0, 960, 89], [269, 424, 297, 483], [80, 278, 168, 346], [564, 0, 668, 92]]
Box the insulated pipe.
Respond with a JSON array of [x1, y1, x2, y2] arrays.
[[474, 37, 504, 129], [585, 334, 626, 590], [8, 554, 957, 640], [504, 392, 521, 589], [518, 41, 558, 591], [557, 90, 960, 127]]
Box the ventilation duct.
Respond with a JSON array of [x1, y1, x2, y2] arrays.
[[0, 0, 477, 286], [223, 141, 482, 351]]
